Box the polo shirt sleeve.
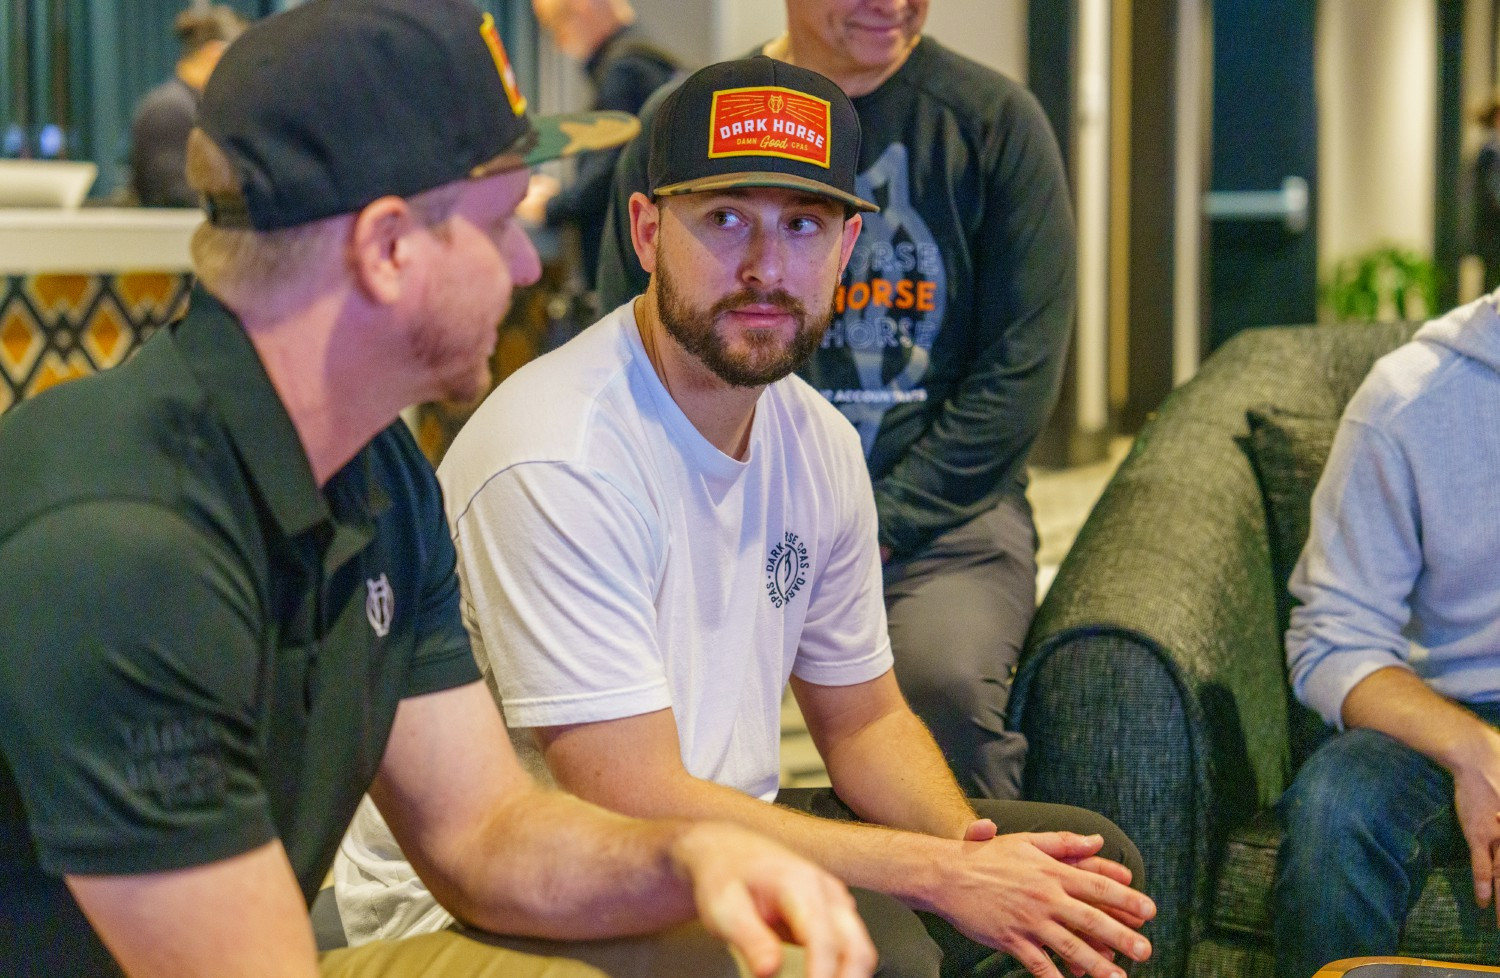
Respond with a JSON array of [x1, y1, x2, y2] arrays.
[[404, 535, 482, 699], [375, 422, 480, 700], [0, 500, 276, 878]]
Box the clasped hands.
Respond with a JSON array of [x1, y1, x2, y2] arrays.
[[945, 818, 1156, 978]]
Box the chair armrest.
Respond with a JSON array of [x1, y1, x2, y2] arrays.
[[1014, 408, 1294, 978]]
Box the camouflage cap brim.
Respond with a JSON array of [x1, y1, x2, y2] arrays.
[[470, 110, 641, 177], [526, 110, 641, 165]]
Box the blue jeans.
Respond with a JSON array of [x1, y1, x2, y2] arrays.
[[1272, 700, 1500, 978]]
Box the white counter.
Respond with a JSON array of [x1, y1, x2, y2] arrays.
[[0, 208, 201, 274]]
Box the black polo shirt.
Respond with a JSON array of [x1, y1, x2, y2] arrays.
[[0, 286, 480, 975]]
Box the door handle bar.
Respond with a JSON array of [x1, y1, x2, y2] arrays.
[[1204, 175, 1309, 234]]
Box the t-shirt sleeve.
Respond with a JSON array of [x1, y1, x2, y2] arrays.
[[449, 462, 670, 727], [0, 501, 276, 877], [793, 428, 894, 686]]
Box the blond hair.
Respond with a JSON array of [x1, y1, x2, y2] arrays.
[[185, 129, 462, 308]]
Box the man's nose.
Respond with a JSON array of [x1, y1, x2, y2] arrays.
[[739, 226, 787, 288], [506, 223, 543, 288]]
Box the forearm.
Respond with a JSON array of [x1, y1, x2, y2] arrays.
[[1342, 666, 1500, 774], [817, 703, 976, 839], [542, 732, 954, 908], [389, 778, 705, 940]]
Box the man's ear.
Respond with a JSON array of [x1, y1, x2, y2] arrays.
[[837, 213, 862, 278], [628, 191, 662, 274], [348, 196, 420, 305]]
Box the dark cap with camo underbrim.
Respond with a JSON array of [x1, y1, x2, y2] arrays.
[[199, 0, 639, 230], [648, 56, 877, 214]]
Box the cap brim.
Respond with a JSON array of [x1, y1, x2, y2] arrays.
[[471, 110, 641, 177], [654, 171, 879, 213]]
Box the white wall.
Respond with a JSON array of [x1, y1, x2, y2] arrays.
[[710, 0, 1025, 77], [633, 0, 717, 65], [924, 0, 1027, 79], [1317, 0, 1437, 267], [715, 2, 784, 60]]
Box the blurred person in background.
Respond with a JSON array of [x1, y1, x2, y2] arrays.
[[129, 4, 247, 207], [1472, 97, 1500, 293], [521, 0, 681, 288]]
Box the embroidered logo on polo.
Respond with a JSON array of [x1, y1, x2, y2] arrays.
[[479, 12, 527, 116], [366, 573, 394, 638], [708, 86, 832, 169], [765, 531, 810, 609], [122, 715, 226, 807], [815, 143, 942, 455]]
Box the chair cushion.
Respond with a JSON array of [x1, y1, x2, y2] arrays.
[[1209, 811, 1500, 962], [1240, 406, 1342, 766], [1239, 406, 1339, 634]]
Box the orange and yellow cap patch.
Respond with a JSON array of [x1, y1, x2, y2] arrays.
[[480, 13, 527, 116], [707, 86, 832, 169]]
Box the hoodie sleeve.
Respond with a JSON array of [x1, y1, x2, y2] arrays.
[[1286, 414, 1422, 727]]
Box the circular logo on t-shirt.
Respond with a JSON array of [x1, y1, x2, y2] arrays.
[[766, 531, 810, 609]]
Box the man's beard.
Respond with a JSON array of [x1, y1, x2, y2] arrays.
[[408, 272, 501, 404], [655, 260, 831, 388]]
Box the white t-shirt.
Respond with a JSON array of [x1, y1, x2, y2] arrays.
[[335, 301, 892, 942]]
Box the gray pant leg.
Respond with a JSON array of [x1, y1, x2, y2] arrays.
[[776, 788, 941, 978], [883, 496, 1035, 800], [775, 790, 1146, 978]]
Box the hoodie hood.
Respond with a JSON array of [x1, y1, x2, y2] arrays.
[[1413, 292, 1500, 374]]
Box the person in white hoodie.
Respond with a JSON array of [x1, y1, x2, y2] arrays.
[[1276, 295, 1500, 976]]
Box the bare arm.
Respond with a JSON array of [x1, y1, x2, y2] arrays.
[[67, 842, 321, 978], [791, 671, 978, 839], [536, 700, 1155, 978], [1342, 666, 1500, 915], [371, 681, 874, 978]]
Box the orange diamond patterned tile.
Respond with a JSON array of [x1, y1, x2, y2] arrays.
[[25, 350, 94, 399], [82, 299, 133, 369], [1, 305, 44, 381], [116, 272, 183, 318], [27, 274, 96, 318]]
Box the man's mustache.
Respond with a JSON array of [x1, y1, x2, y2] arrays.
[[709, 289, 807, 320]]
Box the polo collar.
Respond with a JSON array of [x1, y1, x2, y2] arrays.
[[172, 284, 329, 538]]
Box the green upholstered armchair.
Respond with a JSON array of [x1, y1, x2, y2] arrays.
[[1012, 321, 1499, 978]]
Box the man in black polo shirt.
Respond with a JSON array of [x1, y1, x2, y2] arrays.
[[0, 2, 873, 977]]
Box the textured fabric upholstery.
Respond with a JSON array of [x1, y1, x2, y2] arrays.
[[1012, 322, 1500, 978], [1240, 408, 1340, 636]]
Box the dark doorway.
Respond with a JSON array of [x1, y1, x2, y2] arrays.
[[1206, 0, 1319, 349]]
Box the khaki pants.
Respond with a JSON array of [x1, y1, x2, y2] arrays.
[[319, 923, 805, 977]]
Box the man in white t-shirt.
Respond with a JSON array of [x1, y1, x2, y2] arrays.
[[338, 56, 1155, 978]]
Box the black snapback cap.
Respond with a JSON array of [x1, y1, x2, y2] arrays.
[[199, 0, 640, 230], [648, 56, 877, 214]]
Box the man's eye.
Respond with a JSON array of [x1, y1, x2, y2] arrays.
[[710, 210, 744, 228], [788, 217, 822, 234]]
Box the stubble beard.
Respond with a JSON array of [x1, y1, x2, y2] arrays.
[[654, 259, 832, 388], [410, 276, 503, 404]]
